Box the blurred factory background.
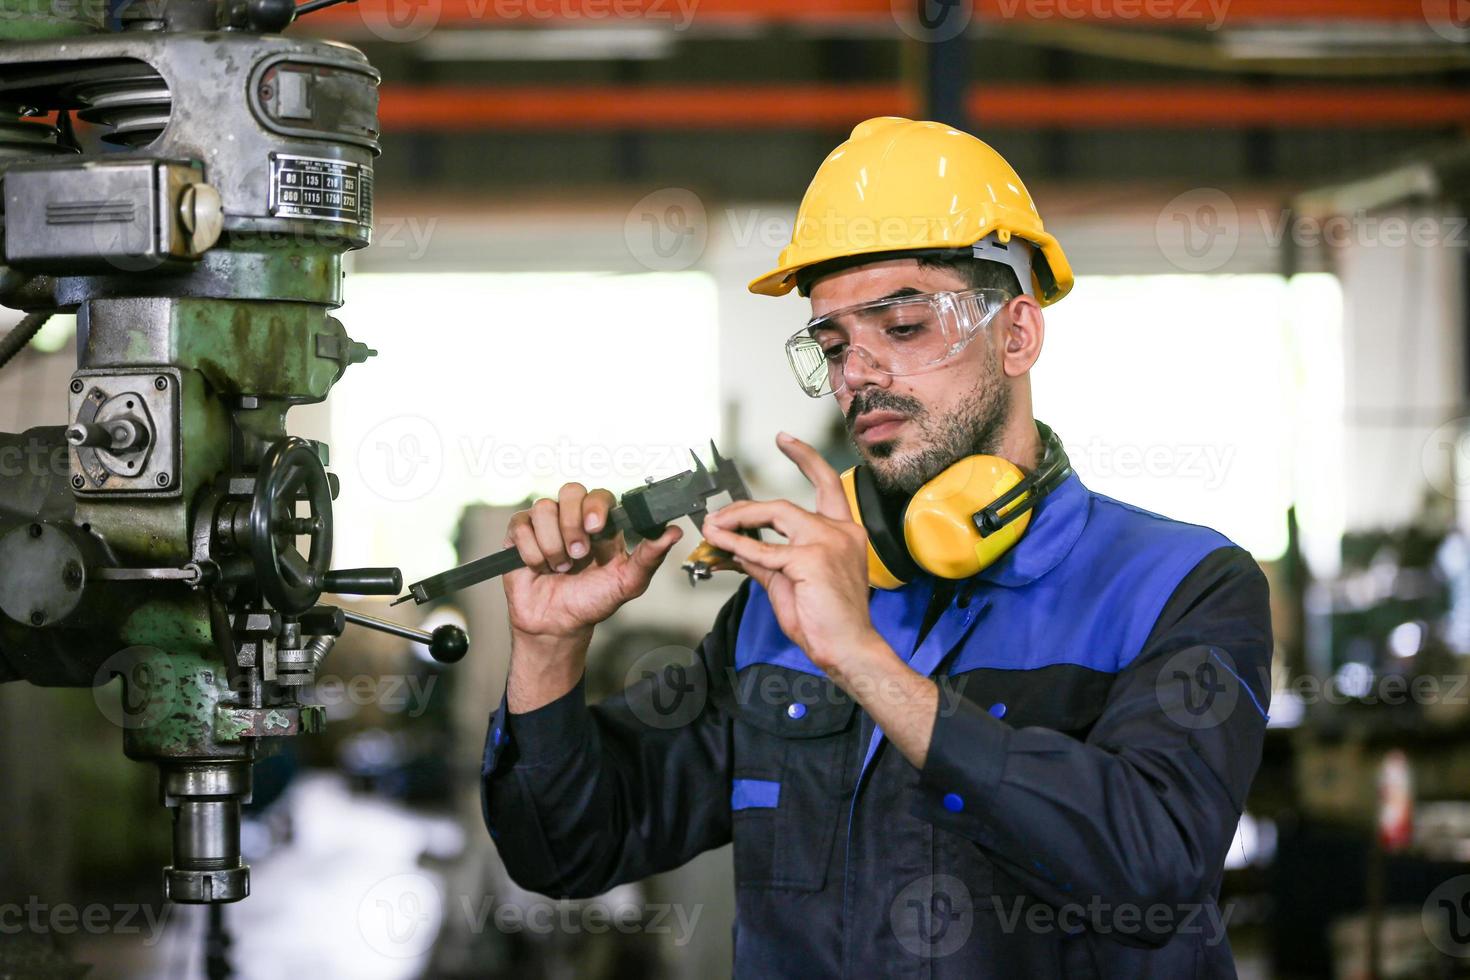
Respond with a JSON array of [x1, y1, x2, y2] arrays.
[[3, 0, 1470, 977]]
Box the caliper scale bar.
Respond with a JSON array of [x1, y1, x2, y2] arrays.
[[393, 442, 752, 606]]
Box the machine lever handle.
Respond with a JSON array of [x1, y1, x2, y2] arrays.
[[323, 567, 403, 595], [341, 609, 470, 664]]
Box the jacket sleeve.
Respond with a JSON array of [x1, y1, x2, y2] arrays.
[[916, 545, 1272, 945], [480, 581, 748, 899]]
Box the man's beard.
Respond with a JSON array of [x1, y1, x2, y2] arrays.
[[845, 361, 1011, 496]]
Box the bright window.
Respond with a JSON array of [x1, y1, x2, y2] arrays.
[[326, 272, 720, 578], [1034, 274, 1343, 562]]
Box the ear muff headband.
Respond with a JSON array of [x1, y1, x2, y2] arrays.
[[842, 422, 1073, 589], [974, 421, 1072, 538]]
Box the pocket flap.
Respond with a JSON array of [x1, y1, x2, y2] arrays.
[[728, 664, 857, 739]]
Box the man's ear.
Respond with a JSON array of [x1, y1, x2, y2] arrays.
[[999, 295, 1044, 378]]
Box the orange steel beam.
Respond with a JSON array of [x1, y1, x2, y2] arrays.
[[375, 84, 1470, 130], [377, 84, 918, 128], [970, 85, 1470, 126], [304, 0, 1436, 29]]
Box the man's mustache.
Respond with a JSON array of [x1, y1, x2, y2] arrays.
[[845, 391, 925, 431]]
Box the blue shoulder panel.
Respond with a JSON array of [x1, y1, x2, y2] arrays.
[[732, 477, 1236, 680], [735, 577, 933, 675], [949, 491, 1232, 675]]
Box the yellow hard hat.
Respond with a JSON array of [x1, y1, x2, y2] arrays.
[[748, 117, 1073, 305]]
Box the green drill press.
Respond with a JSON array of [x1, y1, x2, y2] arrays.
[[0, 0, 466, 906]]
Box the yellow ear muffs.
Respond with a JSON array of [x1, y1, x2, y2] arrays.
[[903, 455, 1032, 579], [841, 465, 915, 590], [839, 421, 1070, 589], [842, 456, 1032, 588]]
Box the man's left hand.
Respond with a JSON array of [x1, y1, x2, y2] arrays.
[[702, 432, 880, 675], [705, 431, 940, 768]]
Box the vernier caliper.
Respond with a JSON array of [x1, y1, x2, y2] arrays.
[[393, 442, 753, 605]]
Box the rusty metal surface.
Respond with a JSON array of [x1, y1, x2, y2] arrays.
[[214, 703, 326, 741]]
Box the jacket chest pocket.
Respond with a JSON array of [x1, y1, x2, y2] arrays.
[[944, 664, 1114, 738], [726, 665, 857, 892]]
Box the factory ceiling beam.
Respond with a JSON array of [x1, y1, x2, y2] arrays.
[[375, 83, 1470, 130], [301, 0, 1441, 31]]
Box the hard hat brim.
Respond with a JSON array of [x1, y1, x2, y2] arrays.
[[748, 230, 1074, 306]]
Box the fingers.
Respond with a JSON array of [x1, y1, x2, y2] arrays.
[[705, 498, 827, 542], [621, 525, 684, 595], [584, 489, 621, 563], [518, 482, 619, 573], [776, 431, 853, 521], [528, 498, 572, 572], [704, 522, 777, 592], [583, 489, 615, 534], [558, 483, 590, 563], [506, 513, 549, 574], [702, 520, 797, 573]]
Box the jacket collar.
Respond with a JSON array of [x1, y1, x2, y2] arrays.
[[970, 470, 1090, 589], [868, 471, 1091, 636]]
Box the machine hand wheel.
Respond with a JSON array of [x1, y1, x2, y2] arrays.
[[249, 437, 333, 614]]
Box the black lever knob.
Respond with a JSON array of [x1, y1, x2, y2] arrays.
[[428, 624, 469, 664], [340, 610, 471, 665], [323, 567, 403, 595]]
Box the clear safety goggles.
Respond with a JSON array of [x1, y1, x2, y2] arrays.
[[784, 287, 1011, 398]]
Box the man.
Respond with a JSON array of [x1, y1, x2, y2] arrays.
[[481, 117, 1272, 978]]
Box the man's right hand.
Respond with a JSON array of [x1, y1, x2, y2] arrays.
[[502, 482, 684, 646]]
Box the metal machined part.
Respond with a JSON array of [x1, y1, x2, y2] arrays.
[[66, 368, 180, 495], [160, 763, 252, 905]]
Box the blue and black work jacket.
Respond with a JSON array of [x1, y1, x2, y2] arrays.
[[481, 471, 1273, 978]]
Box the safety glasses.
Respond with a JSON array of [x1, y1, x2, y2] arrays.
[[784, 287, 1011, 398]]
